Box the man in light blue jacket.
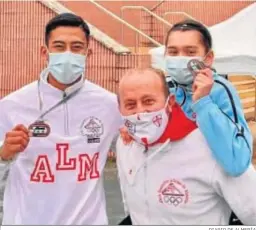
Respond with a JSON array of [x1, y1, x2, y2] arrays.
[[164, 19, 252, 178], [163, 20, 253, 225]]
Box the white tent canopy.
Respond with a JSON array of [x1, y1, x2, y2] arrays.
[[149, 2, 256, 75]]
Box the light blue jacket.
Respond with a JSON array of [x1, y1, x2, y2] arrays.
[[171, 73, 253, 177]]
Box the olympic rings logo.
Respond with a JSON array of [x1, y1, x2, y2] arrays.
[[163, 195, 184, 206]]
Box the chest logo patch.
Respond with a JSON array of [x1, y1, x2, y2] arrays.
[[80, 117, 104, 143], [158, 179, 189, 207]]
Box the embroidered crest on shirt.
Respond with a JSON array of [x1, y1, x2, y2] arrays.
[[158, 179, 189, 207], [80, 117, 104, 143]]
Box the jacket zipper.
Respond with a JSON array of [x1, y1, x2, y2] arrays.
[[143, 148, 150, 223], [63, 92, 69, 135], [129, 141, 170, 224]]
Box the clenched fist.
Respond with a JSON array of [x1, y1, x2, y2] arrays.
[[0, 124, 30, 161], [192, 68, 214, 102]]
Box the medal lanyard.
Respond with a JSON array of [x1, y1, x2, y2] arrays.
[[36, 80, 81, 122]]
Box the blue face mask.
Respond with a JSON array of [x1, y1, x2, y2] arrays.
[[165, 56, 203, 87], [48, 51, 86, 84]]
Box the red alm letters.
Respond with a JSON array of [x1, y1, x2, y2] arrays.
[[56, 144, 76, 170], [30, 143, 100, 183], [30, 155, 55, 182], [77, 153, 100, 181]]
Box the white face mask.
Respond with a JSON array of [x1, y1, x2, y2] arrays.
[[48, 51, 86, 84], [122, 100, 170, 146], [165, 56, 203, 86]]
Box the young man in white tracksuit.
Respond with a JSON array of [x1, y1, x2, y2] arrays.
[[116, 67, 256, 225], [0, 13, 121, 225]]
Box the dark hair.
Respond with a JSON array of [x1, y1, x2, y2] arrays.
[[45, 13, 90, 46], [165, 19, 212, 53]]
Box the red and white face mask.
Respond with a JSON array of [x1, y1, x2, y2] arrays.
[[122, 99, 170, 146]]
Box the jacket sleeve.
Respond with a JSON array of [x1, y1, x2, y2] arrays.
[[0, 100, 13, 223], [191, 80, 252, 177], [0, 100, 14, 162], [212, 164, 256, 225]]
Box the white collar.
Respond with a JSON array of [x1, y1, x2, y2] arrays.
[[39, 68, 84, 97]]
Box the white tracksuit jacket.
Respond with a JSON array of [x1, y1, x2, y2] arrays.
[[0, 70, 121, 225], [116, 129, 256, 225]]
